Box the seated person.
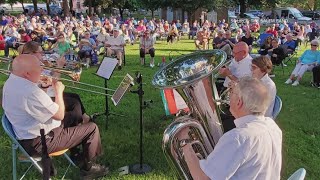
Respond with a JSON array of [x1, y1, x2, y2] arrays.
[[177, 76, 282, 180], [283, 34, 296, 53], [213, 29, 225, 49], [96, 28, 109, 53], [2, 54, 109, 179], [269, 39, 286, 65], [167, 24, 179, 44], [259, 36, 273, 55], [188, 22, 198, 40], [215, 30, 237, 57], [195, 27, 210, 50], [181, 22, 190, 35], [78, 31, 97, 65], [251, 56, 276, 118], [241, 31, 253, 52], [105, 28, 125, 70], [250, 20, 260, 32], [266, 24, 278, 38], [139, 30, 155, 67], [4, 28, 29, 57], [50, 33, 71, 56], [30, 31, 42, 44], [285, 40, 320, 86]]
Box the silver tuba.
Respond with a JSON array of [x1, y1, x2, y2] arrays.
[[152, 50, 228, 180]]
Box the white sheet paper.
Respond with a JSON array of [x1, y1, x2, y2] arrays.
[[96, 57, 118, 79]]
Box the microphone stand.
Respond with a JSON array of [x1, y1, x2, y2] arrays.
[[129, 72, 152, 174]]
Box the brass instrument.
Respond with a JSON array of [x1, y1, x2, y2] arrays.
[[152, 50, 229, 180]]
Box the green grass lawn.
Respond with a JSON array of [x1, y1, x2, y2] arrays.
[[0, 38, 320, 179]]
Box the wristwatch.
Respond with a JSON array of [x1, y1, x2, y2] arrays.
[[179, 139, 193, 148]]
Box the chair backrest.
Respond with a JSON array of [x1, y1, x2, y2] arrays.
[[287, 168, 306, 180], [272, 95, 282, 120], [2, 115, 17, 140], [258, 33, 273, 47]]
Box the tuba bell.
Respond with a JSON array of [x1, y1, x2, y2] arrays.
[[152, 50, 229, 179]]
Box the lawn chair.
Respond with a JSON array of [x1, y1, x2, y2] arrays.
[[1, 115, 76, 180], [287, 168, 306, 180], [256, 33, 273, 47], [284, 40, 299, 64], [272, 95, 282, 120]]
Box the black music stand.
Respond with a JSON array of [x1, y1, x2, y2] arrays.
[[92, 57, 125, 129], [118, 72, 152, 175]]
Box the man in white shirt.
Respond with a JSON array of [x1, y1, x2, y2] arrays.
[[2, 54, 109, 179], [177, 77, 282, 180], [105, 28, 125, 70], [219, 41, 252, 88]]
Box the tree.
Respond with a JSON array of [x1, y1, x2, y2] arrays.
[[32, 0, 38, 13], [140, 0, 163, 18], [63, 0, 70, 17], [112, 0, 139, 19]]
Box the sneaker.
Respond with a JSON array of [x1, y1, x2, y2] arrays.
[[269, 74, 276, 78], [80, 163, 109, 180], [285, 79, 293, 84], [292, 81, 299, 86], [150, 63, 154, 68]]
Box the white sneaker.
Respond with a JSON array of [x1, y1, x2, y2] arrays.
[[292, 81, 299, 86], [150, 63, 155, 68], [285, 79, 293, 84]]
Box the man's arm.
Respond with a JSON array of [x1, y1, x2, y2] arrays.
[[52, 81, 65, 120], [182, 144, 210, 180]]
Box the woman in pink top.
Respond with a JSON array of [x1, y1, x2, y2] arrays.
[[136, 21, 146, 35]]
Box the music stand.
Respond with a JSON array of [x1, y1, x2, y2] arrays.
[[92, 57, 125, 129], [118, 72, 152, 175]]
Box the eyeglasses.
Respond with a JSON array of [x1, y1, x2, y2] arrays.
[[311, 44, 318, 47]]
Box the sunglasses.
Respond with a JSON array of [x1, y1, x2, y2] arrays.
[[311, 44, 318, 47]]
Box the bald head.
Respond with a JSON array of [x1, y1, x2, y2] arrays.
[[233, 42, 249, 61], [12, 54, 42, 83]]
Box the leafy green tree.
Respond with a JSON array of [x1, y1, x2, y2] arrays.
[[112, 0, 139, 18], [139, 0, 163, 18]]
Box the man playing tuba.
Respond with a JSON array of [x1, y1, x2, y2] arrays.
[[177, 77, 282, 180]]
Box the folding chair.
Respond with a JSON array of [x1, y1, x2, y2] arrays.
[[287, 168, 306, 180], [257, 33, 273, 47], [1, 115, 76, 180], [284, 40, 299, 64], [272, 95, 282, 120]]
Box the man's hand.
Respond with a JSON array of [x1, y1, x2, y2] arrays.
[[53, 81, 65, 95], [105, 43, 111, 47], [40, 76, 53, 88], [219, 67, 232, 77], [177, 127, 190, 140]]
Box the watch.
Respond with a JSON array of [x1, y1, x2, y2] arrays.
[[179, 139, 193, 148]]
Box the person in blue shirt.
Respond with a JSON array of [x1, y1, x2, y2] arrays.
[[285, 39, 320, 86], [283, 34, 296, 52]]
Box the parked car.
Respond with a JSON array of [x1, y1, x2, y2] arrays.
[[301, 11, 320, 20], [243, 13, 260, 20], [248, 10, 264, 17]]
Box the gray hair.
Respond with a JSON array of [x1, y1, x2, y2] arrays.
[[233, 77, 271, 115]]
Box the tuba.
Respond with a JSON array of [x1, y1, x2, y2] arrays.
[[152, 50, 228, 179]]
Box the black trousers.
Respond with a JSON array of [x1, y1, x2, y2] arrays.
[[313, 65, 320, 86], [140, 48, 155, 58]]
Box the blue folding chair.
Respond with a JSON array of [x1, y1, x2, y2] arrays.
[[257, 33, 273, 47], [287, 168, 306, 180], [272, 95, 282, 120], [1, 115, 76, 180]]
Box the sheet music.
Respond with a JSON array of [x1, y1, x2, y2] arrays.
[[111, 74, 134, 106], [96, 57, 118, 79]]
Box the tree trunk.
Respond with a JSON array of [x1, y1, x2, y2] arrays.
[[20, 0, 25, 11], [88, 0, 92, 16], [187, 11, 192, 24], [151, 10, 154, 18], [46, 0, 50, 16], [314, 0, 318, 11], [119, 7, 123, 19], [239, 0, 246, 17], [69, 0, 73, 12], [32, 0, 38, 13], [63, 0, 70, 17]]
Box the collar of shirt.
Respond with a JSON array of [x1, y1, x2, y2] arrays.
[[235, 54, 252, 65], [260, 73, 269, 82], [10, 73, 38, 87], [234, 114, 264, 128]]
